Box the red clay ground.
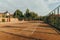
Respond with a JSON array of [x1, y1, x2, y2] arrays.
[[0, 21, 60, 40]]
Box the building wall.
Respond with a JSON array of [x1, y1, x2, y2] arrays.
[[0, 13, 19, 22], [0, 18, 7, 22], [0, 18, 18, 22]]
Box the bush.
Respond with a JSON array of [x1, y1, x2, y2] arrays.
[[2, 19, 5, 22]]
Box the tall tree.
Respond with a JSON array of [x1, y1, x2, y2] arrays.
[[24, 9, 30, 20], [13, 9, 24, 20], [29, 12, 38, 20], [24, 9, 38, 21]]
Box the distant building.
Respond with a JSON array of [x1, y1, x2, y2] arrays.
[[0, 12, 18, 22]]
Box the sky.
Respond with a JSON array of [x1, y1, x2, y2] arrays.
[[0, 0, 60, 16]]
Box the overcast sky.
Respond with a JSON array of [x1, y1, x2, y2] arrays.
[[0, 0, 60, 16]]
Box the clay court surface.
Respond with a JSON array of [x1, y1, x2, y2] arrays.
[[0, 21, 60, 40]]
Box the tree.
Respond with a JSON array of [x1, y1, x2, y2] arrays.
[[24, 9, 38, 21], [29, 12, 38, 20], [13, 9, 24, 20], [24, 9, 30, 20]]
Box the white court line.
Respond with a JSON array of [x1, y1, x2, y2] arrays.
[[31, 27, 37, 35]]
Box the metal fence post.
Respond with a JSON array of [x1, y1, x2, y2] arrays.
[[57, 7, 59, 27]]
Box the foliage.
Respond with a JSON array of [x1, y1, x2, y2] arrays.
[[13, 9, 41, 21], [24, 9, 38, 21], [13, 9, 24, 20]]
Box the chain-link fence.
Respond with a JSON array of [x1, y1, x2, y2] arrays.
[[42, 5, 60, 30]]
